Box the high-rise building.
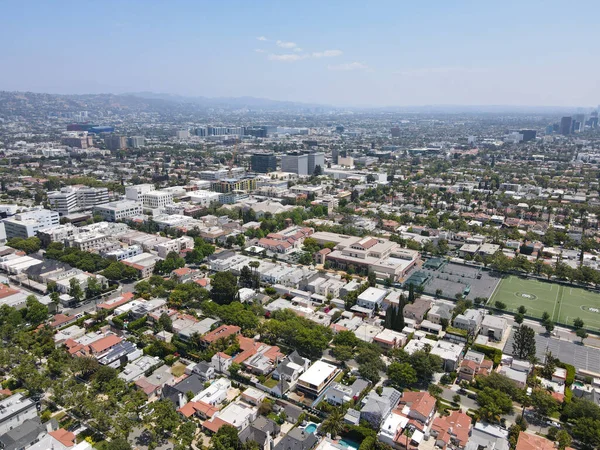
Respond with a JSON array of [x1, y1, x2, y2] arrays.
[[331, 148, 339, 164], [251, 153, 277, 173], [307, 152, 325, 175], [560, 117, 572, 136], [104, 135, 127, 150], [127, 136, 145, 148], [196, 127, 208, 137], [573, 114, 585, 132], [519, 130, 537, 142], [391, 127, 401, 138], [281, 153, 309, 175], [175, 129, 190, 139]]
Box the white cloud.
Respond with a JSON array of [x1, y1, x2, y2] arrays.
[[276, 40, 297, 49], [293, 47, 303, 52], [312, 50, 343, 58], [256, 36, 268, 41], [328, 62, 369, 71], [254, 49, 266, 53], [268, 53, 308, 62]]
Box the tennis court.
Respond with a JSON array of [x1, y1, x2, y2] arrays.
[[490, 275, 600, 331]]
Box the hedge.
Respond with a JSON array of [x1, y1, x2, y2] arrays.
[[471, 343, 502, 367], [556, 362, 575, 386]]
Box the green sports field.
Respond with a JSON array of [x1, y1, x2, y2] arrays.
[[489, 275, 600, 332]]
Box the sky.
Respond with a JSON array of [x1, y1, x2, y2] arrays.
[[1, 0, 599, 107]]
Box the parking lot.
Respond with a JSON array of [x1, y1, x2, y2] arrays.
[[504, 328, 600, 375]]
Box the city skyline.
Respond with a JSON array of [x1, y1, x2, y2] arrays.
[[1, 0, 599, 107]]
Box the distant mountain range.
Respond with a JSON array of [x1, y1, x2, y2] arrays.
[[125, 92, 330, 110]]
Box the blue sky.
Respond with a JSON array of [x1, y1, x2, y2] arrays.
[[1, 0, 598, 107]]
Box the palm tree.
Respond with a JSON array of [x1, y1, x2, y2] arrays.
[[321, 408, 344, 438]]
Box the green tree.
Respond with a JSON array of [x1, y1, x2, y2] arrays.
[[211, 271, 239, 305], [210, 425, 240, 450], [332, 345, 354, 363], [576, 328, 588, 343], [573, 317, 584, 329], [387, 362, 417, 389], [86, 276, 102, 299], [367, 272, 377, 287], [25, 295, 48, 326], [69, 278, 83, 302], [477, 387, 513, 423], [512, 325, 536, 360], [556, 429, 572, 450], [322, 408, 344, 437], [531, 389, 560, 419]]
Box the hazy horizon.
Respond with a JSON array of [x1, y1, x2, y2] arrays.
[[2, 0, 599, 108]]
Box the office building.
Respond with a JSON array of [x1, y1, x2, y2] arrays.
[[519, 130, 537, 142], [391, 127, 401, 137], [331, 148, 339, 164], [573, 114, 585, 132], [307, 152, 325, 175], [140, 190, 174, 209], [104, 135, 127, 150], [560, 117, 572, 136], [48, 187, 109, 215], [199, 168, 244, 180], [2, 209, 60, 239], [196, 127, 208, 137], [93, 201, 143, 222], [125, 184, 155, 202], [176, 129, 190, 139], [281, 153, 309, 175], [127, 136, 145, 148], [251, 153, 277, 173], [62, 133, 94, 149]]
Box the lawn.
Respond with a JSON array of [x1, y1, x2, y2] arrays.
[[489, 275, 600, 331], [170, 362, 187, 378]]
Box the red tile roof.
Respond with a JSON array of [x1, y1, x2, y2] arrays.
[[201, 325, 241, 344], [516, 432, 555, 450], [89, 334, 122, 353], [49, 429, 76, 447]]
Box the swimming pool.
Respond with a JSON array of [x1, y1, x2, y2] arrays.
[[338, 438, 360, 450], [304, 423, 318, 434]]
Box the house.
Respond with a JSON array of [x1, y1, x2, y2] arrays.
[[453, 309, 484, 334], [206, 399, 258, 432], [0, 393, 38, 435], [427, 303, 453, 325], [356, 287, 388, 310], [178, 400, 220, 420], [515, 431, 558, 450], [190, 378, 231, 406], [481, 315, 508, 341], [326, 379, 370, 406], [373, 329, 408, 350], [297, 360, 339, 398], [430, 340, 464, 372], [239, 416, 281, 450], [241, 387, 267, 406], [0, 417, 46, 450], [360, 387, 401, 427], [201, 324, 241, 347], [430, 410, 472, 449], [192, 362, 215, 381], [403, 298, 432, 323], [398, 391, 437, 429], [162, 374, 207, 407], [467, 423, 509, 450], [211, 352, 233, 374], [271, 351, 311, 392], [458, 350, 493, 382], [273, 427, 318, 450]]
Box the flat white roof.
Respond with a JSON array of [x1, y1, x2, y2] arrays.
[[298, 360, 337, 386]]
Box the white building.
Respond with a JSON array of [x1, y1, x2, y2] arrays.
[[141, 190, 174, 209], [2, 208, 60, 239], [188, 190, 221, 207], [94, 200, 143, 222], [125, 184, 155, 201], [0, 393, 38, 435], [48, 186, 109, 215], [356, 287, 388, 310]]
